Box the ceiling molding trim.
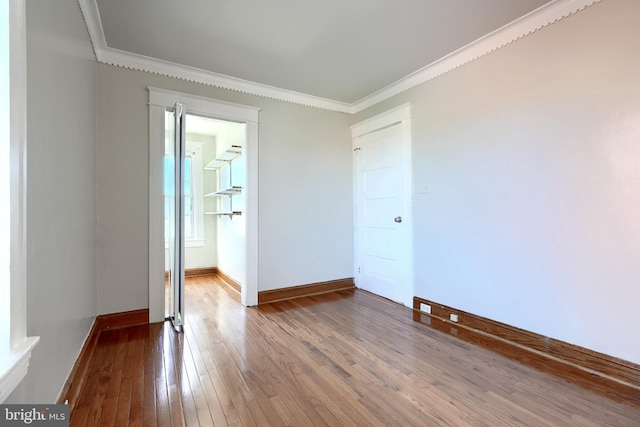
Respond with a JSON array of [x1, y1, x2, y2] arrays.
[[350, 0, 602, 114], [79, 0, 600, 115], [77, 0, 107, 59], [77, 0, 351, 113], [351, 103, 411, 138], [99, 48, 352, 113]]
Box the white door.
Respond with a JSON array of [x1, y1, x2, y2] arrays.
[[168, 102, 186, 331], [149, 89, 261, 322], [353, 108, 412, 306]]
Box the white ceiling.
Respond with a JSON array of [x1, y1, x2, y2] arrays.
[[94, 0, 551, 104]]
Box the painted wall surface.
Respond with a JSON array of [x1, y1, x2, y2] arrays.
[[213, 121, 246, 284], [195, 134, 218, 269], [184, 133, 218, 269], [7, 0, 98, 402], [163, 137, 218, 270], [353, 0, 640, 364], [96, 65, 353, 313], [258, 101, 354, 291]]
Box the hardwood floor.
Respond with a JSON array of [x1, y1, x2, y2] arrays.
[[70, 276, 640, 426]]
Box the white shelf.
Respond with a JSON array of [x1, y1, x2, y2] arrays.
[[204, 146, 243, 219], [204, 211, 242, 217], [204, 186, 242, 198], [204, 145, 242, 170]]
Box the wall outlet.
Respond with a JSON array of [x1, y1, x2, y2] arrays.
[[419, 303, 431, 314], [449, 313, 459, 323]]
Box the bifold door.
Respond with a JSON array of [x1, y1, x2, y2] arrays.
[[167, 102, 186, 331]]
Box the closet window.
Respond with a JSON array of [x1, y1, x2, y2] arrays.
[[163, 143, 204, 247]]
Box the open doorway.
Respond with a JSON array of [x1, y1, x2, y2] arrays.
[[148, 87, 260, 324], [163, 112, 247, 320]]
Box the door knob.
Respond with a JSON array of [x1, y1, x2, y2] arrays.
[[394, 216, 402, 223]]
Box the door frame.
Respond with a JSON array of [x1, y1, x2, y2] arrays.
[[351, 103, 413, 307], [148, 87, 260, 323]]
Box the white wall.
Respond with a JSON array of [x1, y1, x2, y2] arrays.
[[163, 135, 218, 270], [258, 101, 354, 291], [353, 0, 640, 364], [192, 133, 218, 269], [215, 121, 246, 284], [7, 0, 98, 402], [183, 133, 218, 270], [96, 64, 353, 314]]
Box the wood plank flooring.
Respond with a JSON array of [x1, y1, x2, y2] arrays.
[[70, 276, 640, 426]]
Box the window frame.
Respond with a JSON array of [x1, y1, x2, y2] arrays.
[[183, 140, 205, 245], [0, 0, 39, 403], [163, 110, 205, 248]]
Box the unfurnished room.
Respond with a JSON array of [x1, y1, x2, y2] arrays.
[[1, 0, 639, 425]]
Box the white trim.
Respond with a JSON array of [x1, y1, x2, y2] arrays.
[[184, 141, 204, 242], [107, 48, 352, 114], [0, 337, 38, 403], [148, 104, 165, 323], [79, 0, 600, 114], [9, 0, 27, 354], [399, 117, 414, 308], [76, 0, 350, 113], [243, 121, 259, 307], [1, 0, 10, 358], [351, 103, 412, 138], [148, 88, 260, 322], [149, 87, 259, 123], [76, 0, 106, 58], [351, 103, 414, 307], [185, 239, 205, 248], [351, 0, 602, 112], [164, 240, 205, 250], [0, 0, 39, 403]]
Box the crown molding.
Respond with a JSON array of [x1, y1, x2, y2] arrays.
[[350, 0, 602, 113], [99, 48, 353, 113], [77, 0, 351, 113], [78, 0, 601, 115], [77, 0, 106, 58]]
